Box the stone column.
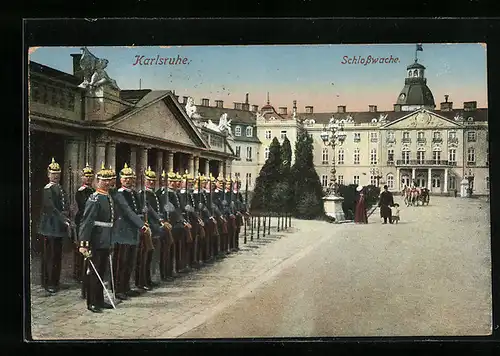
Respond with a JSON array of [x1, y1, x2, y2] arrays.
[[138, 147, 149, 189], [167, 152, 174, 172], [205, 159, 210, 176], [130, 146, 137, 172], [443, 168, 448, 193], [86, 135, 95, 171], [64, 138, 81, 215], [95, 139, 107, 173], [222, 160, 227, 178], [427, 168, 432, 190], [156, 151, 164, 190], [106, 141, 117, 173], [188, 154, 195, 176], [194, 156, 200, 176], [411, 168, 416, 181], [396, 167, 400, 190]]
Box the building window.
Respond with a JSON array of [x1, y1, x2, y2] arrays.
[[486, 177, 490, 190], [432, 150, 441, 163], [354, 132, 361, 142], [235, 146, 241, 159], [353, 175, 360, 185], [246, 147, 253, 160], [434, 131, 441, 139], [467, 131, 476, 142], [370, 175, 377, 186], [321, 175, 328, 187], [386, 174, 394, 189], [449, 176, 456, 190], [417, 151, 425, 164], [417, 131, 424, 139], [403, 131, 410, 139], [449, 131, 457, 139], [235, 126, 242, 137], [338, 149, 344, 164], [448, 149, 456, 163], [387, 131, 395, 140], [280, 130, 287, 140], [264, 147, 269, 160], [353, 148, 360, 165], [337, 175, 344, 185], [402, 151, 410, 164], [370, 148, 377, 165], [387, 149, 394, 163], [265, 130, 271, 139], [467, 147, 475, 163], [432, 176, 441, 188], [245, 173, 252, 186], [370, 132, 378, 142], [246, 126, 253, 137], [322, 148, 329, 164]]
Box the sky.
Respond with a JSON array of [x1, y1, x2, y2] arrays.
[[28, 44, 488, 112]]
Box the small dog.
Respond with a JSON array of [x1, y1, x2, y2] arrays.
[[391, 203, 400, 224]]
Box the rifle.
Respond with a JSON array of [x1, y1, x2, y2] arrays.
[[142, 184, 154, 251]]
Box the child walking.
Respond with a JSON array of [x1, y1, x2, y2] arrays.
[[391, 203, 400, 224]]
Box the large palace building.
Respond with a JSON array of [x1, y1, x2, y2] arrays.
[[28, 48, 489, 239]]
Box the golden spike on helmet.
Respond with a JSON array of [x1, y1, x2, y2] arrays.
[[144, 166, 157, 181], [120, 162, 134, 178], [82, 162, 94, 177], [48, 157, 62, 173]]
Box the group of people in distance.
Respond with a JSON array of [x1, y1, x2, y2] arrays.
[[37, 158, 249, 313], [354, 185, 400, 224]]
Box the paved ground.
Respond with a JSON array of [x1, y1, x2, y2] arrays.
[[29, 196, 492, 339]]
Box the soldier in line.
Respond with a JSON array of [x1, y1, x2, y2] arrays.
[[137, 167, 166, 290], [111, 163, 146, 299], [189, 173, 205, 269], [201, 174, 217, 263], [74, 164, 95, 300], [232, 177, 246, 252], [156, 170, 177, 281], [224, 175, 237, 254], [170, 171, 191, 275], [178, 171, 195, 272], [38, 158, 71, 294], [213, 173, 228, 259]]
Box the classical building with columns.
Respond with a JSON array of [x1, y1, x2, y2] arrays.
[[29, 59, 236, 245]]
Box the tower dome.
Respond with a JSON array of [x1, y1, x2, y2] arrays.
[[396, 60, 436, 111]]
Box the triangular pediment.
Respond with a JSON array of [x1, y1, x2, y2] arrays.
[[109, 94, 208, 148], [383, 109, 462, 129]]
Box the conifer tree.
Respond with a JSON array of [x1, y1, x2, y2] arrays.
[[290, 124, 325, 219]]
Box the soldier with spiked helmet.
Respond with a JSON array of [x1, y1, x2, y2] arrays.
[[213, 172, 228, 258], [201, 173, 219, 261], [38, 158, 71, 294]]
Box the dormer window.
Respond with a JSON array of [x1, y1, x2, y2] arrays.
[[235, 126, 242, 137], [246, 126, 253, 137]]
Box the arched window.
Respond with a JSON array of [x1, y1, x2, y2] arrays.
[[245, 126, 253, 137], [386, 174, 395, 189], [401, 148, 410, 164], [468, 147, 475, 163], [370, 148, 377, 165], [432, 147, 441, 163], [353, 148, 360, 165], [401, 174, 410, 189], [417, 147, 425, 164], [338, 148, 344, 164], [408, 70, 413, 77], [413, 69, 418, 76], [449, 148, 456, 163], [235, 126, 242, 136]]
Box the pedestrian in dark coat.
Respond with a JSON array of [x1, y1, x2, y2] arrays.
[[378, 185, 395, 224], [354, 186, 368, 224]]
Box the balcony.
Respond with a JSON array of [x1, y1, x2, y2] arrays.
[[395, 159, 457, 167], [467, 161, 476, 166], [402, 137, 411, 144], [417, 137, 426, 144], [448, 137, 459, 144], [432, 137, 443, 143], [370, 137, 378, 143]]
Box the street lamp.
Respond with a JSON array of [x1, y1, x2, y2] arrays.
[[320, 117, 347, 222], [369, 167, 383, 187]]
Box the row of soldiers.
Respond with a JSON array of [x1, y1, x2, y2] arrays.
[[38, 158, 249, 313]]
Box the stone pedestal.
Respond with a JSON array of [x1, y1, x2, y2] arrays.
[[323, 194, 345, 223], [460, 178, 469, 198]]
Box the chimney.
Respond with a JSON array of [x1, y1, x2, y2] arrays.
[[70, 53, 83, 80], [394, 104, 402, 112], [369, 105, 377, 112], [337, 105, 346, 113], [293, 100, 297, 111], [183, 96, 188, 104], [245, 93, 249, 104], [279, 107, 288, 115], [251, 105, 259, 112], [175, 95, 179, 102], [463, 101, 477, 111], [440, 99, 453, 111], [234, 102, 243, 110], [215, 100, 224, 108], [305, 106, 313, 114], [201, 98, 209, 106]]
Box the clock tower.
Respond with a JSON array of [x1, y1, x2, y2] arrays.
[[395, 59, 436, 112]]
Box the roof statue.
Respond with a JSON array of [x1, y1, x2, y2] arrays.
[[345, 115, 354, 123], [78, 47, 119, 93], [454, 113, 464, 121], [217, 113, 232, 136], [185, 96, 203, 126], [205, 119, 220, 132], [378, 113, 388, 123]]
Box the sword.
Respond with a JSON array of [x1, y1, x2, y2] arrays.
[[86, 256, 117, 309], [109, 253, 116, 302]]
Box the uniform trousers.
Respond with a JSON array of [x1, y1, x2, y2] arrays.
[[112, 243, 133, 294], [136, 237, 160, 288], [73, 225, 85, 282], [160, 230, 175, 280], [228, 215, 237, 251], [40, 236, 63, 290], [203, 220, 214, 262], [86, 248, 109, 308]]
